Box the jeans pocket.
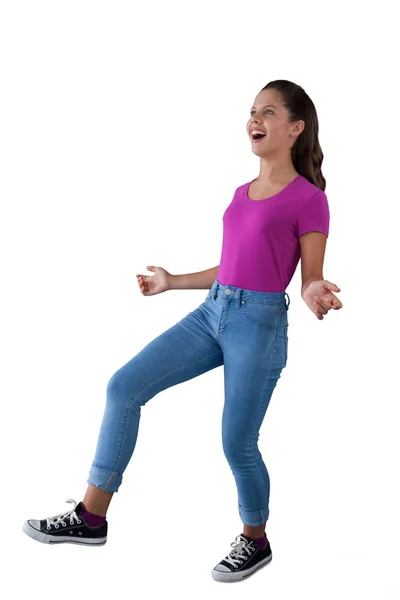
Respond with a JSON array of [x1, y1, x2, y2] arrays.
[[242, 300, 279, 329]]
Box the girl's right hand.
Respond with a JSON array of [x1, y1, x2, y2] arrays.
[[136, 266, 172, 296]]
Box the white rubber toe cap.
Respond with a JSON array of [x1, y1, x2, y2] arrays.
[[213, 564, 230, 572]]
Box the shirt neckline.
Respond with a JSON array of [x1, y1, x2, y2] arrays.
[[244, 174, 302, 202]]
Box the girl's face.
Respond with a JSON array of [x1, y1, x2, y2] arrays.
[[246, 89, 298, 155]]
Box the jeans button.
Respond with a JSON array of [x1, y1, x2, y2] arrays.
[[225, 289, 231, 295]]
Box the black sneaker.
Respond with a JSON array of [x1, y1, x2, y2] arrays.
[[211, 533, 272, 582], [22, 498, 107, 546]]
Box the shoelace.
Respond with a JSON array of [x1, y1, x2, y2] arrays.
[[223, 534, 255, 568], [46, 498, 81, 530]]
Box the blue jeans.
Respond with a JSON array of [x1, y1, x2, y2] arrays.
[[87, 278, 290, 526]]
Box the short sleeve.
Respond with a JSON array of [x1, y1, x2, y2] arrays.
[[296, 190, 330, 238]]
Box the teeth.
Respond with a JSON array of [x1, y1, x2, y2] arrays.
[[251, 130, 266, 136]]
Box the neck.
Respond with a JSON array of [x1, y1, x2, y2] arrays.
[[257, 158, 297, 184]]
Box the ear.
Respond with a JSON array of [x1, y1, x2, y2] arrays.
[[291, 120, 305, 139]]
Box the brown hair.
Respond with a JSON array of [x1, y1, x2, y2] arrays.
[[260, 80, 326, 191]]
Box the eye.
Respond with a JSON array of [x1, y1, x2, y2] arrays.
[[250, 109, 273, 116]]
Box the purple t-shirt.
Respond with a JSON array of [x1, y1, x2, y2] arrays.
[[216, 174, 330, 293]]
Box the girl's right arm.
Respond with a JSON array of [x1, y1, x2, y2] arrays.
[[136, 265, 219, 296], [169, 265, 219, 290]]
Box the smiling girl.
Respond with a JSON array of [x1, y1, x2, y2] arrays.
[[23, 79, 342, 584]]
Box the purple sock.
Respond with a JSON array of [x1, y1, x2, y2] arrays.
[[252, 533, 268, 550], [81, 506, 107, 528]]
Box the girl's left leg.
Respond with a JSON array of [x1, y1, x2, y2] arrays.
[[219, 295, 288, 533], [222, 351, 286, 532]]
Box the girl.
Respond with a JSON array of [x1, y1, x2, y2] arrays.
[[22, 79, 342, 583]]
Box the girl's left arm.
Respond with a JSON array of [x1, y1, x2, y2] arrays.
[[299, 231, 342, 321]]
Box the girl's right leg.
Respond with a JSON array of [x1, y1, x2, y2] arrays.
[[22, 287, 223, 544], [85, 300, 223, 509]]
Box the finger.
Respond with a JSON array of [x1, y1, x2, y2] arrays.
[[320, 294, 343, 310], [311, 303, 323, 319], [332, 298, 343, 309], [314, 295, 333, 311], [313, 305, 323, 320], [314, 306, 324, 318], [313, 297, 328, 314], [325, 281, 341, 292], [136, 275, 147, 294]]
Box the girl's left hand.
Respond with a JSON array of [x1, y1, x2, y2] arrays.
[[302, 279, 343, 320]]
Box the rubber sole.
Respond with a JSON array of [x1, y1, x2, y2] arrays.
[[211, 552, 272, 582], [22, 521, 107, 546]]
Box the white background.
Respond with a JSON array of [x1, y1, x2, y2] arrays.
[[1, 0, 399, 597]]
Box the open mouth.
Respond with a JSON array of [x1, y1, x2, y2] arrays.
[[251, 133, 267, 142]]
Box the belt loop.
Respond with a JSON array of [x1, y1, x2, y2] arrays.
[[235, 288, 242, 307], [284, 292, 290, 310], [213, 281, 219, 300]]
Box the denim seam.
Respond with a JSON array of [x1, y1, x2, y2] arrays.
[[104, 470, 117, 490], [251, 325, 279, 525], [284, 327, 288, 365], [88, 465, 119, 493], [109, 348, 223, 473]]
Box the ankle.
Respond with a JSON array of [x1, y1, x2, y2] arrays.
[[82, 485, 113, 517], [81, 505, 107, 527], [82, 504, 107, 518], [243, 527, 266, 539]]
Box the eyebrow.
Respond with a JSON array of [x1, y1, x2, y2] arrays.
[[250, 104, 277, 110]]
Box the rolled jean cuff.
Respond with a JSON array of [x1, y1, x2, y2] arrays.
[[239, 503, 269, 526], [87, 464, 122, 493]]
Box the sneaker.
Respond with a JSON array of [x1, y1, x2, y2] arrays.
[[22, 498, 107, 546], [211, 533, 272, 582]]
